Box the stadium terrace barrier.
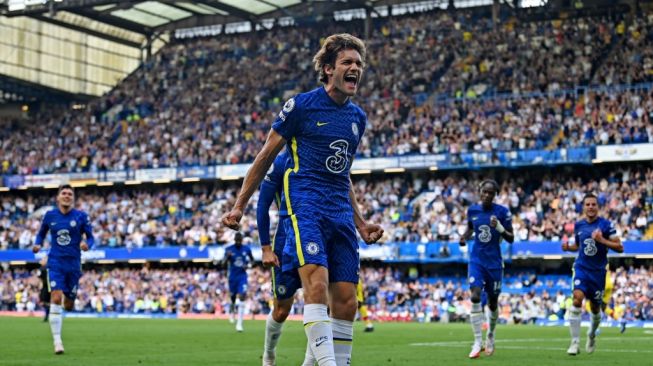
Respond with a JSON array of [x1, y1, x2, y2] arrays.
[[0, 146, 606, 189], [1, 241, 651, 264]]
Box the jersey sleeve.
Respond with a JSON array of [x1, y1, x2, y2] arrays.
[[500, 207, 513, 233], [357, 108, 367, 145], [603, 219, 618, 239], [257, 179, 278, 246], [272, 96, 302, 140], [82, 212, 95, 249], [34, 212, 50, 246]]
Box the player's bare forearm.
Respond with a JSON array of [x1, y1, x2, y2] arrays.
[[599, 237, 624, 253], [502, 231, 515, 243], [233, 130, 285, 211], [562, 242, 579, 252]]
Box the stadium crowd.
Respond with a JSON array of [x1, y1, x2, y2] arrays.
[[1, 264, 651, 325], [1, 166, 651, 250], [1, 11, 652, 175], [0, 167, 653, 249]]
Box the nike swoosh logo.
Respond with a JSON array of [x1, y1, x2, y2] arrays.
[[317, 121, 329, 127], [316, 340, 327, 347]]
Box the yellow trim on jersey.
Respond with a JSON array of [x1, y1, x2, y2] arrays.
[[283, 137, 305, 266], [271, 227, 278, 299], [46, 269, 51, 292]]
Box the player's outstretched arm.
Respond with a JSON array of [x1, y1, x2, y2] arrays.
[[459, 221, 473, 246], [221, 130, 286, 230], [81, 213, 94, 251], [257, 178, 280, 267], [33, 213, 50, 253], [592, 229, 624, 253], [349, 177, 383, 244]]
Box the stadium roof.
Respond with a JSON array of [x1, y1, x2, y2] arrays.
[[0, 0, 446, 48]]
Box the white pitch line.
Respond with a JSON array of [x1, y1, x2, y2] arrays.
[[409, 344, 653, 354], [410, 336, 653, 347]]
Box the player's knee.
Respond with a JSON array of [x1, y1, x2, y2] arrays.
[[304, 281, 329, 303], [331, 295, 358, 320], [63, 301, 74, 311], [471, 294, 482, 304], [272, 305, 290, 323], [50, 291, 63, 305]]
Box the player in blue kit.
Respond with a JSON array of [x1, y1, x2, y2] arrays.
[[224, 232, 254, 332], [459, 180, 514, 359], [32, 184, 94, 355], [562, 193, 623, 355], [222, 33, 383, 366], [258, 151, 315, 366]]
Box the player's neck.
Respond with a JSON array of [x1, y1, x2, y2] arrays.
[[58, 205, 72, 215], [585, 215, 598, 223], [323, 85, 350, 105]]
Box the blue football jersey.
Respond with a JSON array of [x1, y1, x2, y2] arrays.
[[35, 208, 94, 262], [225, 244, 252, 279], [272, 87, 367, 216], [467, 203, 512, 269], [257, 152, 288, 246], [573, 217, 617, 272]]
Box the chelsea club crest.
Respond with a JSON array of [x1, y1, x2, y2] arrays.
[[352, 123, 359, 137]]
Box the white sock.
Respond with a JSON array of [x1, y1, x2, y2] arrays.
[[49, 304, 63, 344], [470, 302, 483, 345], [332, 318, 353, 366], [304, 304, 336, 366], [589, 312, 601, 337], [488, 308, 499, 337], [236, 299, 245, 324], [568, 305, 582, 342], [264, 312, 284, 356], [302, 341, 317, 366]]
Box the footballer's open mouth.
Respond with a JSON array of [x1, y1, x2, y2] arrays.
[[344, 74, 358, 88]]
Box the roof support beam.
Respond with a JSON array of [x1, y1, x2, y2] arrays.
[[195, 0, 259, 22], [32, 14, 143, 48], [69, 8, 151, 34]]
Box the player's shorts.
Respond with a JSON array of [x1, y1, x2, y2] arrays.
[[356, 279, 365, 304], [468, 263, 502, 297], [47, 260, 82, 300], [271, 218, 301, 300], [573, 266, 606, 305], [281, 210, 359, 284], [228, 275, 248, 296]]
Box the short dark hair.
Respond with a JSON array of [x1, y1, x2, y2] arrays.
[[57, 184, 74, 195], [582, 193, 598, 204], [479, 179, 499, 192], [313, 33, 367, 84], [234, 232, 243, 240]]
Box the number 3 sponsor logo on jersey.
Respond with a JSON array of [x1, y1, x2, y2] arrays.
[[56, 229, 71, 246], [478, 225, 492, 243], [326, 139, 350, 173], [583, 238, 598, 256]]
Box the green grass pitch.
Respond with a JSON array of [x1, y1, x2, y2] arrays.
[[1, 316, 651, 365]]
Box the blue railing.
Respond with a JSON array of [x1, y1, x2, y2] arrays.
[[2, 240, 651, 264]]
